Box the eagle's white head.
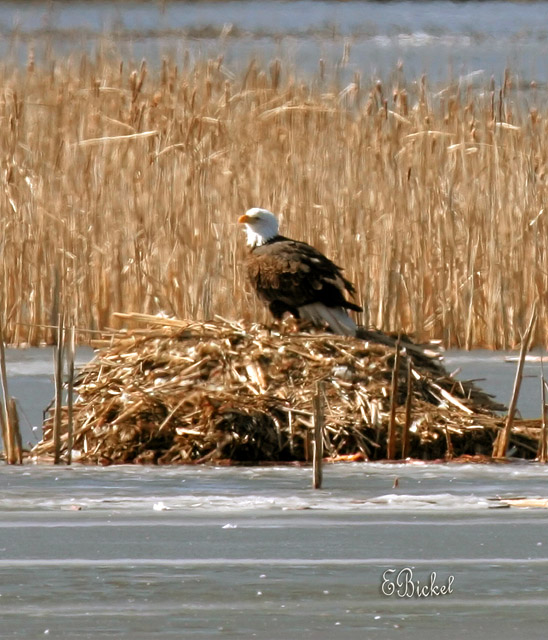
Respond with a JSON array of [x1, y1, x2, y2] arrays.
[[238, 208, 280, 247]]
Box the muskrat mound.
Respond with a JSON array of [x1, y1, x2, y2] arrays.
[[33, 317, 515, 465]]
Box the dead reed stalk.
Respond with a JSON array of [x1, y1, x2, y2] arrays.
[[387, 336, 402, 459], [312, 380, 325, 489], [494, 304, 537, 458], [402, 358, 413, 459], [0, 321, 16, 463], [66, 324, 76, 464], [444, 425, 454, 460], [8, 398, 22, 464], [53, 314, 65, 464], [0, 52, 546, 348], [539, 371, 548, 462]]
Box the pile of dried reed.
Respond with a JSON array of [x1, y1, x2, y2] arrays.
[[32, 315, 526, 465]]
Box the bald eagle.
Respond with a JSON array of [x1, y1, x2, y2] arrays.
[[238, 208, 362, 336]]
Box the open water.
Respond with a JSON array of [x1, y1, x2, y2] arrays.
[[1, 0, 548, 85]]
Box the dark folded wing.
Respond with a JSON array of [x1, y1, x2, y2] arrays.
[[247, 239, 361, 311]]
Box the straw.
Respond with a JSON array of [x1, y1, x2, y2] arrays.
[[32, 315, 519, 465]]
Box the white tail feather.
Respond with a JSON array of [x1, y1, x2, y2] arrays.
[[298, 303, 358, 337]]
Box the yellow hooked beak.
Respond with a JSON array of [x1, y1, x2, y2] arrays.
[[238, 214, 251, 224]]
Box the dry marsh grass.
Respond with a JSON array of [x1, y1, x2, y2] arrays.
[[1, 53, 547, 348]]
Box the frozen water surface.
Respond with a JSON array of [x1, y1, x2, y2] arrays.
[[2, 463, 548, 639]]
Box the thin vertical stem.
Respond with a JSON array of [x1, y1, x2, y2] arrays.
[[494, 303, 537, 459], [312, 380, 324, 490], [538, 357, 547, 462], [444, 426, 454, 460], [66, 324, 76, 464], [53, 313, 65, 464], [0, 320, 14, 463], [387, 336, 402, 460], [8, 398, 22, 464], [402, 358, 413, 459]]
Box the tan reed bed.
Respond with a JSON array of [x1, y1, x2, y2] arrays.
[[0, 52, 547, 348], [32, 314, 536, 466]]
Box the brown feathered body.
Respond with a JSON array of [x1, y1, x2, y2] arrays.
[[247, 235, 362, 321], [239, 208, 362, 336]]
